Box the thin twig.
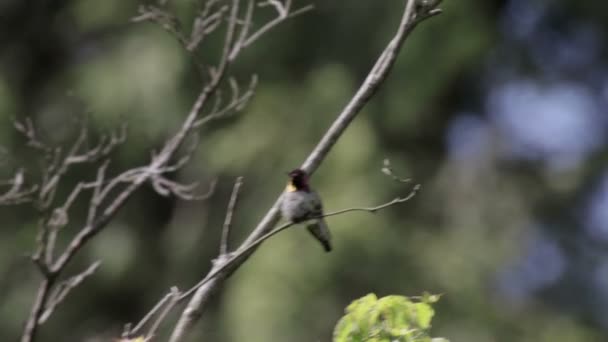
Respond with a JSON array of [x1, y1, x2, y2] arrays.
[[230, 0, 255, 59], [134, 184, 420, 335], [38, 261, 101, 324], [193, 74, 258, 128], [232, 3, 314, 59], [381, 158, 411, 183], [145, 287, 181, 340], [165, 4, 242, 339], [322, 184, 421, 218], [0, 170, 37, 205], [19, 0, 265, 338], [179, 185, 420, 300], [168, 1, 440, 341], [126, 291, 175, 338], [220, 177, 244, 256], [21, 280, 52, 342], [20, 120, 129, 342]]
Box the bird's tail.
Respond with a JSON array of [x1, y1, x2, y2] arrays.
[[306, 219, 332, 252]]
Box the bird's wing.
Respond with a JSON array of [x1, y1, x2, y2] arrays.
[[308, 191, 324, 217], [306, 190, 332, 252]]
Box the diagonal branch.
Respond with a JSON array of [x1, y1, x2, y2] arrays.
[[133, 182, 419, 340], [179, 183, 421, 301], [38, 261, 101, 324], [21, 0, 309, 340], [0, 169, 37, 205], [228, 0, 314, 61], [168, 3, 441, 340], [242, 0, 440, 250], [145, 287, 181, 340], [124, 288, 177, 339], [220, 177, 244, 256]]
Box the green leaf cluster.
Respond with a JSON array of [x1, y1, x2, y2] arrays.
[[333, 293, 448, 342]]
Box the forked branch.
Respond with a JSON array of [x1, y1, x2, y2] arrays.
[[123, 180, 420, 340], [166, 1, 441, 341], [18, 0, 316, 341]]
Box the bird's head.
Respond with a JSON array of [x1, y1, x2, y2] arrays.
[[286, 168, 310, 192]]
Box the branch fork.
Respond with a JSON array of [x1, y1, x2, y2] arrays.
[[12, 0, 441, 341]]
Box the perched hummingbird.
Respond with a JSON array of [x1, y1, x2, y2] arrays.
[[280, 169, 332, 252]]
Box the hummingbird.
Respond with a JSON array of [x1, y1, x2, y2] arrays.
[[280, 169, 332, 252]]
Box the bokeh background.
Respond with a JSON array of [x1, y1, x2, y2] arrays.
[[1, 0, 608, 341]]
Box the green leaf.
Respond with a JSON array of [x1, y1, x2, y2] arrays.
[[333, 293, 447, 342], [413, 302, 434, 329]]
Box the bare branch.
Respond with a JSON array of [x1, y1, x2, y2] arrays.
[[134, 183, 419, 342], [259, 0, 288, 18], [132, 5, 188, 46], [124, 290, 175, 338], [228, 0, 314, 61], [19, 0, 439, 340], [381, 158, 412, 183], [21, 280, 52, 342], [67, 124, 127, 164], [193, 74, 258, 128], [0, 170, 37, 205], [121, 286, 181, 341], [145, 287, 180, 340], [231, 0, 255, 56], [243, 0, 438, 255], [188, 1, 228, 51], [31, 121, 127, 210], [220, 177, 244, 256], [38, 261, 101, 324], [168, 1, 440, 340], [179, 186, 420, 301], [151, 176, 217, 200], [14, 118, 52, 153], [322, 184, 421, 218], [63, 181, 100, 213], [86, 160, 110, 227], [21, 0, 260, 339]]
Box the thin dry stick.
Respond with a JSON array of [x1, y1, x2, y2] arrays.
[[22, 0, 312, 339], [168, 2, 441, 340], [128, 182, 420, 335], [242, 0, 439, 249], [0, 170, 37, 205], [20, 0, 252, 339], [127, 291, 175, 337], [228, 2, 314, 60], [145, 287, 181, 340], [38, 261, 101, 324], [178, 183, 421, 300], [21, 123, 128, 342], [220, 177, 244, 256], [321, 184, 421, 218]]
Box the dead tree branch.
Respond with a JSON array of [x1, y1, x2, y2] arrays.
[[20, 121, 129, 342], [181, 183, 421, 300], [166, 1, 441, 341], [12, 0, 439, 340], [124, 181, 420, 340], [220, 177, 244, 257], [0, 169, 37, 205], [18, 0, 313, 341]]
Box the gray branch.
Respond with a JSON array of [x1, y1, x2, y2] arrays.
[[19, 0, 307, 340], [167, 1, 441, 341], [220, 177, 244, 256]]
